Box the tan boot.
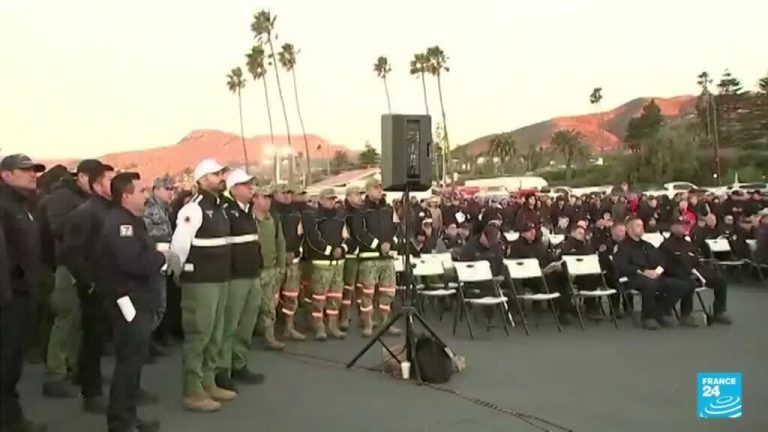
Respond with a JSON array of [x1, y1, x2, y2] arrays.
[[361, 310, 373, 338], [339, 306, 350, 331], [283, 316, 307, 341], [182, 391, 222, 412], [204, 382, 238, 401], [380, 311, 401, 335], [263, 327, 286, 351], [326, 316, 346, 339], [313, 316, 328, 341]]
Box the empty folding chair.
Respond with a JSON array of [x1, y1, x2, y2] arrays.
[[452, 261, 512, 339], [561, 254, 619, 329], [746, 239, 766, 282], [504, 258, 562, 334], [705, 238, 746, 270], [413, 255, 455, 319]]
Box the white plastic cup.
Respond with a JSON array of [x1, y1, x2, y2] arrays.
[[401, 361, 411, 380]]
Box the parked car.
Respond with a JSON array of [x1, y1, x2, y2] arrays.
[[645, 181, 699, 198]]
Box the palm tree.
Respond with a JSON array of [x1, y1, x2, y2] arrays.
[[589, 87, 605, 153], [426, 46, 451, 181], [373, 56, 393, 114], [226, 67, 248, 170], [252, 10, 294, 184], [278, 42, 311, 184], [550, 129, 590, 182], [409, 52, 430, 115], [489, 133, 516, 175], [246, 45, 278, 179]]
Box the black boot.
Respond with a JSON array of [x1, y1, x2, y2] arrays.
[[231, 367, 265, 385], [136, 418, 160, 432], [137, 388, 159, 406], [82, 395, 107, 414], [215, 371, 238, 392], [42, 380, 75, 399]]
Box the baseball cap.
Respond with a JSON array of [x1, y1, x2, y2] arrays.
[[0, 154, 45, 173], [254, 185, 274, 196], [225, 168, 254, 190], [153, 175, 176, 189], [518, 222, 537, 232], [319, 188, 337, 200], [365, 178, 382, 191], [346, 185, 364, 196], [193, 159, 226, 182]]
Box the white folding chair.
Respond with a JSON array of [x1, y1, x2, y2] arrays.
[[504, 258, 562, 334], [642, 233, 664, 248], [746, 239, 766, 281], [548, 234, 565, 246], [452, 261, 512, 339], [504, 231, 519, 242], [413, 255, 456, 319], [705, 238, 746, 267], [561, 254, 619, 330]]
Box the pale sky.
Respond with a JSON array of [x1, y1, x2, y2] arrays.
[[2, 0, 766, 159]]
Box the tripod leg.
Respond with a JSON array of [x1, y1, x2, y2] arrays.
[[346, 311, 404, 368]]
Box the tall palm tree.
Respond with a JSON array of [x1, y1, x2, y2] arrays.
[[426, 46, 451, 180], [245, 45, 277, 179], [589, 87, 605, 153], [226, 67, 248, 170], [489, 133, 516, 175], [550, 129, 590, 182], [252, 10, 294, 184], [278, 43, 311, 183], [409, 52, 430, 115], [373, 56, 393, 114]]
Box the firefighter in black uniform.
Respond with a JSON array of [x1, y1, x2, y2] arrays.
[[0, 154, 47, 432], [659, 220, 732, 326], [613, 217, 694, 330], [271, 184, 304, 330], [61, 163, 115, 413], [339, 186, 364, 331], [99, 173, 177, 432]]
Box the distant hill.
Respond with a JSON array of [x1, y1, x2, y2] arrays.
[[41, 130, 351, 181], [458, 96, 697, 156]]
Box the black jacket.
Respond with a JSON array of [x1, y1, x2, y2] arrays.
[[613, 237, 664, 279], [457, 235, 505, 276], [44, 177, 89, 267], [351, 197, 397, 259], [272, 201, 303, 257], [756, 225, 768, 264], [96, 206, 166, 309], [560, 237, 594, 256], [223, 197, 263, 279], [303, 205, 347, 261], [61, 194, 113, 294], [659, 234, 700, 278], [0, 183, 39, 304], [507, 237, 555, 267]]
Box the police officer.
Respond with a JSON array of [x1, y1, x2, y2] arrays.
[[252, 186, 290, 348], [143, 176, 176, 350], [271, 184, 304, 341], [215, 169, 266, 393], [0, 154, 47, 432], [98, 172, 178, 432], [340, 186, 365, 331], [61, 162, 116, 413], [171, 159, 235, 412], [659, 220, 732, 326], [303, 188, 349, 340], [350, 179, 399, 337], [613, 217, 694, 330]]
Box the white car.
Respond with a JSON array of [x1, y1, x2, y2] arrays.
[[725, 182, 767, 193], [645, 182, 699, 198]]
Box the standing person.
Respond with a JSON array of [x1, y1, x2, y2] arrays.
[[143, 176, 175, 354], [215, 169, 266, 393], [43, 159, 102, 398], [0, 154, 47, 432], [303, 188, 349, 340], [340, 186, 365, 331], [61, 163, 116, 413], [99, 173, 176, 432], [351, 179, 399, 337], [271, 184, 303, 345], [170, 159, 235, 412], [251, 187, 290, 348]]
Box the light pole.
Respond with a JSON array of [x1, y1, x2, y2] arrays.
[[265, 145, 279, 182], [280, 147, 294, 184]]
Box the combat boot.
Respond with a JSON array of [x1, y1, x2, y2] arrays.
[[283, 316, 307, 341], [326, 316, 346, 339], [263, 327, 286, 351], [338, 306, 350, 331], [380, 312, 401, 335], [313, 316, 328, 341], [182, 392, 221, 412], [203, 383, 237, 402], [361, 310, 374, 338]]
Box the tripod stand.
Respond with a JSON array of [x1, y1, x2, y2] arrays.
[[346, 185, 456, 381]]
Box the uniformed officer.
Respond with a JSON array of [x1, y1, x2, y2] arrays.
[[170, 159, 235, 412], [350, 179, 399, 337], [61, 162, 116, 413], [215, 169, 266, 393], [0, 154, 47, 432], [98, 172, 179, 432], [271, 184, 305, 342], [303, 188, 349, 340], [340, 185, 365, 331], [659, 220, 732, 326]]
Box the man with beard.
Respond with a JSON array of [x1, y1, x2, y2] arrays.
[[171, 159, 235, 412], [659, 220, 731, 327]]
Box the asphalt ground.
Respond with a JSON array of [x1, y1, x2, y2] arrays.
[[18, 281, 768, 432]]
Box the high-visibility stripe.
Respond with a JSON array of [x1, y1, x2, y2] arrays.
[[191, 237, 229, 247], [313, 260, 345, 266], [312, 294, 327, 300], [326, 292, 342, 299], [303, 297, 312, 303], [361, 288, 375, 295], [343, 285, 354, 291], [292, 257, 301, 264], [359, 305, 373, 312], [282, 291, 299, 298], [379, 304, 391, 311], [359, 252, 380, 258], [227, 234, 258, 244], [281, 308, 295, 316], [355, 283, 364, 288], [311, 312, 324, 318], [325, 309, 339, 316], [341, 300, 352, 305], [378, 287, 396, 294], [156, 242, 170, 252]]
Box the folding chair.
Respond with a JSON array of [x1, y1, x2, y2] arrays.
[[661, 231, 671, 239], [452, 261, 512, 339], [561, 254, 619, 330], [504, 231, 520, 242], [705, 238, 746, 269], [413, 255, 455, 319], [642, 232, 664, 248], [503, 258, 562, 334], [548, 234, 565, 246], [746, 239, 766, 282], [690, 268, 714, 317]]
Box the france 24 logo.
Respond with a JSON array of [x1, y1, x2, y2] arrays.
[[697, 372, 742, 419]]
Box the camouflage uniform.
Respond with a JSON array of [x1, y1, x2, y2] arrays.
[[255, 196, 288, 349], [340, 185, 365, 331], [143, 188, 173, 320]]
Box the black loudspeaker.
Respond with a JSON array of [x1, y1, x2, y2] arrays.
[[381, 114, 433, 192]]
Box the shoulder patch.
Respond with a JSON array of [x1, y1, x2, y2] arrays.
[[119, 225, 134, 237]]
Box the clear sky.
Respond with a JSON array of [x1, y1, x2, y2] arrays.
[[2, 0, 766, 159]]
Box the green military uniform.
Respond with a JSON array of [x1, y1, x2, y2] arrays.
[[340, 185, 365, 331]]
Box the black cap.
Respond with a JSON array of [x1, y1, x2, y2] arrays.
[[518, 222, 537, 232], [0, 154, 45, 173]]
